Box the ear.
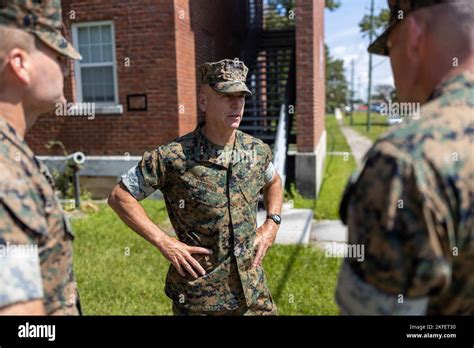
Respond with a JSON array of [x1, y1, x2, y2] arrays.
[[198, 92, 207, 113], [404, 15, 424, 65], [6, 48, 32, 86]]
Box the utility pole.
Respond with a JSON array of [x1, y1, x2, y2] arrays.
[[350, 59, 355, 126], [357, 76, 361, 101], [366, 0, 374, 132]]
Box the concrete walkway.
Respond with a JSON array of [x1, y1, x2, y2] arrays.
[[257, 203, 313, 244], [338, 124, 373, 168], [310, 220, 348, 250], [333, 108, 373, 168]]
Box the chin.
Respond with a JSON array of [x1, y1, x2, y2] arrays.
[[224, 117, 241, 129]]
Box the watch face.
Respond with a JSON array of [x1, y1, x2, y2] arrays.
[[273, 215, 281, 224]]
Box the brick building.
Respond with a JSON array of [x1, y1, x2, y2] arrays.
[[30, 0, 326, 199]]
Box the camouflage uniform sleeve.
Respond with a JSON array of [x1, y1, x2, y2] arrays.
[[0, 203, 44, 308], [120, 149, 167, 201], [336, 140, 451, 315], [262, 143, 276, 184]]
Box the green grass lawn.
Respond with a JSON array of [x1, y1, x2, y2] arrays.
[[288, 115, 357, 220], [326, 114, 351, 153], [72, 201, 341, 315], [314, 155, 356, 220], [343, 111, 390, 142]]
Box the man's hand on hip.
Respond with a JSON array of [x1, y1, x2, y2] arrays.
[[157, 235, 213, 279]]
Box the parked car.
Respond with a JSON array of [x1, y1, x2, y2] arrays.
[[370, 103, 383, 113], [388, 115, 403, 125]]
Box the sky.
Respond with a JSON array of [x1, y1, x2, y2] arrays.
[[324, 0, 394, 102]]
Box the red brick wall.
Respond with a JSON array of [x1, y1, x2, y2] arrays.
[[295, 0, 325, 152], [178, 0, 246, 124], [26, 0, 245, 156]]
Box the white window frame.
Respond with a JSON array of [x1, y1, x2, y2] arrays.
[[71, 21, 121, 113]]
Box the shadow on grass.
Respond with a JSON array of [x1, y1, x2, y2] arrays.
[[349, 122, 389, 127]]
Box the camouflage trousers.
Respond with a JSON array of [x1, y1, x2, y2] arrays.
[[172, 294, 277, 316]]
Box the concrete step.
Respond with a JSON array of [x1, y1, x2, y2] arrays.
[[310, 219, 348, 251], [257, 203, 313, 244]]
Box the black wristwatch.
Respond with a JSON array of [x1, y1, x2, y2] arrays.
[[267, 214, 281, 225]]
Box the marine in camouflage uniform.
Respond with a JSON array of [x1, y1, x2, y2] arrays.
[[120, 59, 279, 315], [336, 0, 473, 315], [0, 0, 81, 314]]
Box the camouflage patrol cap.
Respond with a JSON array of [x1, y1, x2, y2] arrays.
[[0, 0, 81, 60], [198, 58, 252, 96], [368, 0, 465, 56]]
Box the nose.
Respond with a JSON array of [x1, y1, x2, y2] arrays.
[[230, 96, 244, 107]]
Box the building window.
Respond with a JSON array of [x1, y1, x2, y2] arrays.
[[72, 21, 122, 113]]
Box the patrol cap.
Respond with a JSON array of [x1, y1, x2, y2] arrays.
[[198, 58, 252, 96], [368, 0, 465, 56], [0, 0, 81, 60]]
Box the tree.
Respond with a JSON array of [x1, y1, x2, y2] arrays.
[[325, 0, 342, 11], [264, 0, 341, 29], [359, 9, 390, 38], [266, 0, 341, 12], [326, 44, 348, 113], [373, 84, 397, 104]]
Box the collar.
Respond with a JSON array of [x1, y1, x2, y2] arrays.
[[0, 116, 53, 183], [0, 117, 36, 162], [429, 70, 474, 101], [194, 122, 248, 169]]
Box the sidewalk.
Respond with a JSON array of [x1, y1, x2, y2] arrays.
[[257, 203, 313, 244], [338, 124, 373, 168], [310, 220, 348, 250], [330, 108, 373, 168]]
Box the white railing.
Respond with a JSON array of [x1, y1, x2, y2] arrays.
[[273, 102, 288, 188]]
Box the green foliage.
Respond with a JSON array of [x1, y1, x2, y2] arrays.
[[265, 0, 295, 29], [73, 201, 341, 315], [325, 0, 342, 11], [51, 168, 91, 204], [359, 8, 390, 38], [264, 0, 341, 29], [266, 0, 341, 13], [46, 139, 92, 206], [326, 45, 349, 113], [284, 183, 315, 210]]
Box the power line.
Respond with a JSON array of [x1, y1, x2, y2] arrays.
[[372, 59, 388, 69]]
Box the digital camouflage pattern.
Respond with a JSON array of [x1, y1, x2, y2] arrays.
[[0, 0, 81, 59], [0, 118, 81, 315], [198, 58, 252, 96], [121, 123, 277, 315], [337, 71, 474, 315], [172, 288, 277, 316], [368, 0, 465, 55]]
